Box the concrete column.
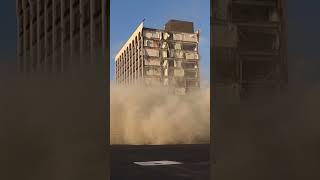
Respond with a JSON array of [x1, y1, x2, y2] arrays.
[[21, 0, 26, 73], [52, 0, 57, 73], [131, 45, 134, 84], [123, 57, 125, 83], [60, 0, 65, 72], [137, 40, 140, 81], [135, 42, 138, 82], [79, 0, 83, 64], [141, 38, 144, 79], [121, 58, 123, 83], [126, 51, 128, 84], [102, 0, 107, 64], [44, 0, 48, 72], [128, 47, 131, 85], [115, 60, 117, 83], [70, 0, 74, 66], [28, 2, 33, 74], [124, 52, 126, 84], [90, 0, 94, 63], [22, 0, 28, 74], [36, 0, 41, 72], [49, 1, 54, 73], [29, 2, 34, 74], [16, 1, 21, 73]]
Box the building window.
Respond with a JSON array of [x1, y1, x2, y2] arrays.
[[73, 9, 80, 35], [32, 2, 37, 21], [32, 27, 37, 45], [84, 28, 91, 49], [19, 18, 24, 33], [56, 26, 61, 49], [26, 30, 30, 50], [18, 0, 22, 11], [73, 0, 80, 8], [48, 9, 53, 31], [94, 0, 101, 12], [40, 17, 44, 38], [83, 1, 90, 26], [39, 1, 44, 14], [95, 22, 102, 45], [47, 34, 52, 56], [64, 20, 70, 41], [47, 0, 52, 8], [64, 0, 70, 9], [56, 1, 61, 18], [20, 38, 24, 55], [26, 9, 30, 27]]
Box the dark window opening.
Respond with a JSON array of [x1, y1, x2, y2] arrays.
[[214, 47, 238, 82], [185, 71, 197, 78], [47, 0, 52, 8], [182, 62, 197, 69], [238, 29, 279, 51], [182, 43, 197, 51], [242, 60, 276, 82], [73, 9, 80, 35], [83, 2, 91, 26], [186, 80, 198, 87], [231, 3, 277, 22]]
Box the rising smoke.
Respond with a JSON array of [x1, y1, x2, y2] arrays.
[[110, 83, 210, 145]]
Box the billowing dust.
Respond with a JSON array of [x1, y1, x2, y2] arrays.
[[110, 84, 210, 145]]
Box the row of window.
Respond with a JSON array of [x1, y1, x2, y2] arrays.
[[116, 58, 143, 81], [117, 32, 142, 62], [116, 68, 143, 84]]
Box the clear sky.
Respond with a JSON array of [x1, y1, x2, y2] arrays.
[[110, 0, 210, 81], [0, 1, 320, 83]]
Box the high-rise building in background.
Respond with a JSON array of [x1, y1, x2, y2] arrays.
[[115, 20, 201, 95], [212, 0, 287, 103], [16, 0, 108, 73]]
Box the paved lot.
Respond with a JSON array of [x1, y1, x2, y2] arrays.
[[110, 144, 209, 180]]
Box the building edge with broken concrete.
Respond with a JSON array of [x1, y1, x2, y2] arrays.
[[114, 19, 201, 95]]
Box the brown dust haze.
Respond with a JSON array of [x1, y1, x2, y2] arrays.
[[110, 83, 210, 145]]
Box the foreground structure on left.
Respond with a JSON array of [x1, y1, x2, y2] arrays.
[[16, 0, 108, 73]]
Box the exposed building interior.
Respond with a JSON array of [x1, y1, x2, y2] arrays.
[[213, 0, 287, 103], [115, 20, 201, 95]]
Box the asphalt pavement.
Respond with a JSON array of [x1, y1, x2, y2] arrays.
[[110, 144, 209, 180]]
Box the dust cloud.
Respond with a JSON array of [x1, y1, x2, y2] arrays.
[[110, 83, 210, 145]]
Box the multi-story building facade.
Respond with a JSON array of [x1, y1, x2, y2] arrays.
[[16, 0, 108, 74], [212, 0, 287, 103], [115, 20, 201, 94]]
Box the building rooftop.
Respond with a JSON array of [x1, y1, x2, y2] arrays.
[[165, 19, 194, 33]]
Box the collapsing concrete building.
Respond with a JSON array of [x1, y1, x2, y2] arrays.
[[115, 20, 201, 94], [212, 0, 287, 103]]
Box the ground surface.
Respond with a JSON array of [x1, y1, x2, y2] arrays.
[[110, 144, 210, 180]]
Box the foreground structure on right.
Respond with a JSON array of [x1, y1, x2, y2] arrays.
[[213, 0, 287, 103]]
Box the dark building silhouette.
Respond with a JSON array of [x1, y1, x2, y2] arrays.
[[213, 0, 287, 103], [16, 0, 108, 73]]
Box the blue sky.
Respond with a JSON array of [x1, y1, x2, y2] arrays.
[[110, 0, 210, 81]]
